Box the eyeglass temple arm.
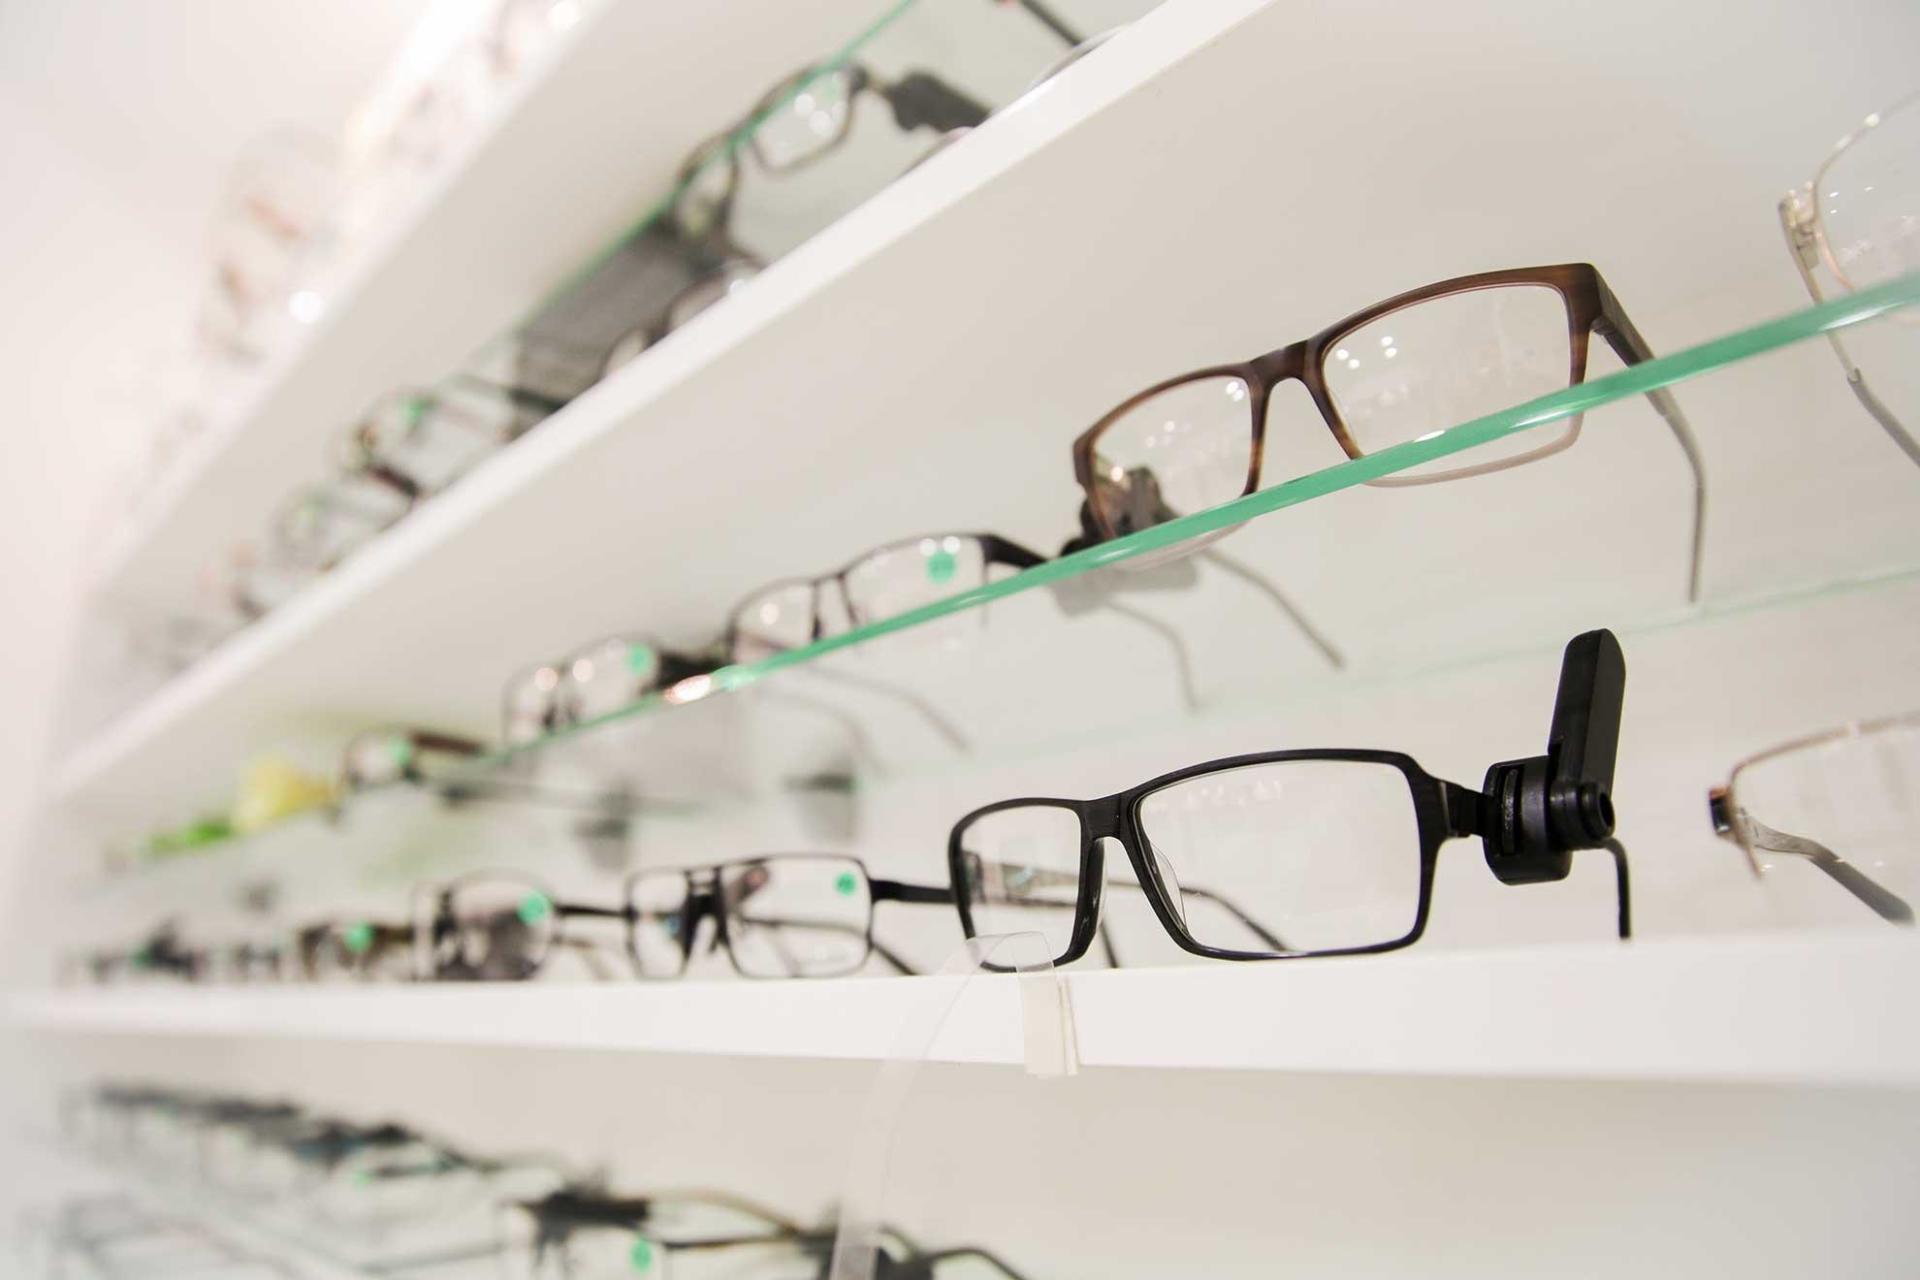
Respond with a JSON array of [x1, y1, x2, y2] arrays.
[[729, 910, 916, 975], [1589, 275, 1706, 603], [1442, 780, 1632, 940], [899, 1244, 1037, 1280], [1059, 494, 1345, 672], [1197, 548, 1345, 669], [786, 663, 973, 753], [1004, 0, 1085, 47], [1710, 798, 1913, 924], [1778, 199, 1920, 467], [969, 857, 1291, 952]]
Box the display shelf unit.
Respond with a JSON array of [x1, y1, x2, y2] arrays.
[[54, 0, 1920, 830], [10, 935, 1917, 1088], [85, 0, 931, 612], [52, 273, 1920, 830]]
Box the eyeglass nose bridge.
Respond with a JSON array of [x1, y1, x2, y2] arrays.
[[1081, 797, 1124, 843], [1247, 339, 1310, 388]]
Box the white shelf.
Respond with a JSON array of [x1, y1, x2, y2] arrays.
[[10, 935, 1917, 1088], [53, 0, 1920, 826], [87, 0, 918, 613]]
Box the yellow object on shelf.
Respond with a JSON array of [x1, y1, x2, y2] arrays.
[[230, 755, 337, 834]]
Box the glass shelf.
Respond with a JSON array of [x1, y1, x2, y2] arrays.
[[446, 273, 1920, 803], [478, 0, 1161, 405]]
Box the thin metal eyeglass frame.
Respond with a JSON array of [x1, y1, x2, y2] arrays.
[[1777, 91, 1920, 467]]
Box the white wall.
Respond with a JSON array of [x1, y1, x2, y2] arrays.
[[0, 0, 431, 917]]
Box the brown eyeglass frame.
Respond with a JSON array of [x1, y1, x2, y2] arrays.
[[1071, 263, 1706, 601]]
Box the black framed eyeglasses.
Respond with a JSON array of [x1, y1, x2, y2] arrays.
[[292, 918, 416, 982], [413, 871, 633, 982], [949, 629, 1635, 966], [504, 1188, 1033, 1280], [627, 854, 952, 980], [340, 725, 484, 792], [502, 637, 716, 746]]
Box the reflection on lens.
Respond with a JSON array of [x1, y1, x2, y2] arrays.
[[601, 326, 651, 378], [317, 1141, 474, 1231], [435, 876, 557, 981], [753, 67, 857, 170], [276, 475, 410, 568], [504, 663, 562, 745], [1324, 285, 1575, 480], [1819, 97, 1920, 290], [721, 856, 871, 978], [730, 580, 818, 663], [521, 1223, 664, 1279], [628, 870, 693, 977], [1730, 718, 1920, 924], [666, 260, 758, 332], [1136, 760, 1421, 954], [343, 731, 413, 789], [358, 385, 511, 492], [842, 535, 986, 628], [559, 637, 664, 724], [953, 804, 1084, 963], [1089, 376, 1254, 534]]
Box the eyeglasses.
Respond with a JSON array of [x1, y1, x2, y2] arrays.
[[503, 637, 716, 746], [627, 854, 952, 979], [725, 532, 1045, 663], [498, 531, 1050, 747], [599, 255, 762, 378], [1708, 712, 1918, 926], [1779, 91, 1920, 465], [413, 858, 952, 982], [412, 871, 631, 982], [342, 379, 563, 499], [668, 61, 993, 250], [1069, 262, 1707, 602], [949, 628, 1634, 966], [502, 1188, 1031, 1280], [502, 1189, 810, 1279], [291, 918, 416, 982], [339, 726, 484, 792]]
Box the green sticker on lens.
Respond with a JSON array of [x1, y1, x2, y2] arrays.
[[629, 1238, 655, 1272], [517, 892, 553, 926], [386, 736, 414, 768], [342, 922, 375, 955], [924, 548, 958, 584], [834, 871, 859, 897], [403, 394, 431, 427], [626, 643, 657, 674]]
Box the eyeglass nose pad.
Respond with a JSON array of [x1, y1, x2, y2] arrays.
[[1143, 837, 1188, 929]]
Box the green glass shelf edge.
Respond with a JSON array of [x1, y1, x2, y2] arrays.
[[476, 270, 1920, 771]]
